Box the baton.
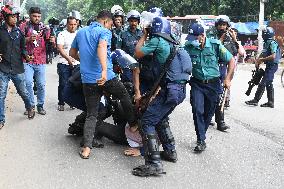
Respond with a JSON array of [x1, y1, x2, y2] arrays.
[[221, 88, 228, 113]]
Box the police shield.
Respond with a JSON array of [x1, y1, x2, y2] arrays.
[[111, 49, 139, 69]]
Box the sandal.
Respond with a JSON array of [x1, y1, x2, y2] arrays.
[[0, 123, 4, 130]]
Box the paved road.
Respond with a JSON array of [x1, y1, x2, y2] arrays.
[[1, 60, 284, 189]]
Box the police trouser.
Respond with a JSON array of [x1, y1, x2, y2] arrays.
[[190, 78, 221, 141], [256, 63, 278, 102], [141, 83, 186, 151]]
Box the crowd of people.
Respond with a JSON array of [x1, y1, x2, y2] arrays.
[[0, 3, 281, 177]]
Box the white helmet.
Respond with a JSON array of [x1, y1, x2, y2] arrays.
[[69, 10, 81, 21], [111, 5, 123, 14], [126, 10, 140, 22]]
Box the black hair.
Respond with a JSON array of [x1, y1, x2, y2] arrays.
[[97, 10, 112, 20], [67, 16, 77, 24], [29, 7, 41, 15]]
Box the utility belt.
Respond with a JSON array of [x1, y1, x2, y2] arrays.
[[191, 77, 219, 84]]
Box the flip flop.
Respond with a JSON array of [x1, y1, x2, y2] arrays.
[[0, 123, 4, 130]]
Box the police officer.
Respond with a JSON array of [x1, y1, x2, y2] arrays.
[[245, 27, 280, 108], [132, 17, 190, 177], [184, 23, 235, 152], [120, 10, 143, 83], [210, 15, 239, 131], [111, 5, 125, 51]]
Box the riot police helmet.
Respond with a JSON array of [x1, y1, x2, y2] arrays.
[[126, 10, 140, 23], [186, 23, 204, 41], [262, 27, 275, 40], [150, 17, 171, 34], [215, 15, 231, 28], [149, 7, 163, 17]]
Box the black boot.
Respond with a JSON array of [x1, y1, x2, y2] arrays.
[[156, 120, 177, 163], [260, 85, 274, 108], [215, 106, 229, 132], [132, 133, 165, 177], [245, 85, 265, 106], [194, 140, 206, 152]]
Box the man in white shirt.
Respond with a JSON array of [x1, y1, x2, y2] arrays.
[[57, 16, 79, 111]]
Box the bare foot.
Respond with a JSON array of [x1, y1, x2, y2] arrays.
[[124, 148, 141, 157], [79, 147, 91, 159]]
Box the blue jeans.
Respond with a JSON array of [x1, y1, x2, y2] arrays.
[[0, 71, 32, 123], [190, 78, 221, 141], [57, 63, 72, 105], [24, 63, 46, 107]]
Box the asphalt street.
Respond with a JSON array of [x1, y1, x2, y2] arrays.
[[0, 59, 284, 189]]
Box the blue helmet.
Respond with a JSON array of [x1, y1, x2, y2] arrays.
[[186, 23, 204, 41], [262, 27, 275, 40], [149, 7, 163, 17], [150, 17, 171, 34]]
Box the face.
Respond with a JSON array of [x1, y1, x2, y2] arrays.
[[6, 14, 18, 27], [217, 22, 228, 31], [30, 13, 41, 24], [103, 19, 113, 30], [67, 19, 77, 33], [128, 18, 139, 30], [114, 16, 123, 28]]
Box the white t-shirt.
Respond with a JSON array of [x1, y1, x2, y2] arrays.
[[57, 30, 79, 65]]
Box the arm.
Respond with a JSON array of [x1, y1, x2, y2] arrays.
[[224, 57, 235, 89], [132, 67, 141, 102], [134, 29, 148, 59], [96, 40, 108, 86], [69, 48, 80, 62], [57, 44, 75, 66]]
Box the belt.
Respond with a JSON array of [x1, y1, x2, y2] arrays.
[[192, 77, 219, 84]]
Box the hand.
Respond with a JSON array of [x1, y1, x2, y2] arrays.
[[97, 70, 107, 86], [219, 33, 226, 42], [224, 79, 231, 89], [30, 34, 37, 42], [228, 29, 237, 42], [26, 55, 34, 62], [67, 57, 75, 67], [134, 92, 142, 107]]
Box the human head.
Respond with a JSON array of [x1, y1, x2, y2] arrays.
[[215, 15, 230, 34], [66, 16, 77, 33], [262, 27, 275, 41], [186, 23, 205, 47], [1, 5, 20, 26], [29, 7, 41, 25], [127, 10, 140, 30], [97, 10, 113, 30]]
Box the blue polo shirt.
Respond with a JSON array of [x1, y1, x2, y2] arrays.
[[71, 22, 115, 84]]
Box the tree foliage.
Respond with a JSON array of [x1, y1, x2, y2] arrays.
[[21, 0, 284, 24]]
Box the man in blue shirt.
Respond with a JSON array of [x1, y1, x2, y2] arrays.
[[184, 23, 235, 152], [70, 10, 137, 159]]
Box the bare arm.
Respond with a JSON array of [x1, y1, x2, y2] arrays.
[[96, 40, 108, 86], [133, 67, 141, 101], [69, 47, 80, 62], [224, 57, 235, 89], [58, 44, 75, 66]]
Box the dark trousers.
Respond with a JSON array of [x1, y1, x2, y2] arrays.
[[57, 63, 73, 105], [82, 78, 136, 148], [63, 81, 86, 111], [259, 63, 278, 87], [190, 78, 221, 141], [141, 83, 186, 151]]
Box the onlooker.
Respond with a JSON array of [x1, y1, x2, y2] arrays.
[[20, 7, 55, 115], [0, 5, 35, 129], [56, 16, 79, 111]]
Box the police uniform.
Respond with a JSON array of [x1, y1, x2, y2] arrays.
[[120, 28, 143, 82], [132, 31, 190, 176], [111, 27, 124, 51], [246, 39, 280, 107], [184, 38, 232, 147]]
